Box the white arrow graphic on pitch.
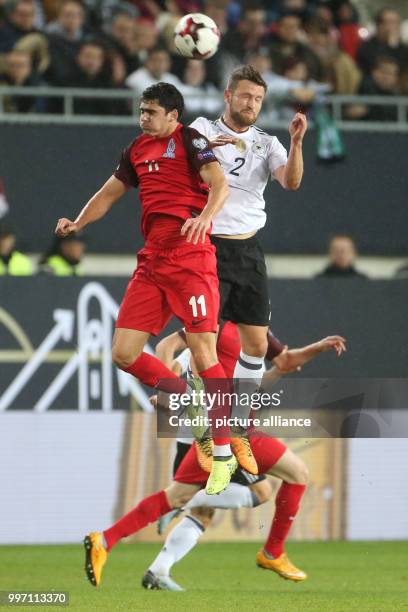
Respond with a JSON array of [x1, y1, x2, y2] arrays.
[[0, 309, 74, 411]]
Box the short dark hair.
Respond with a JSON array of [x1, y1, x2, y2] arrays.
[[372, 55, 399, 71], [147, 46, 169, 59], [141, 82, 184, 119], [375, 7, 400, 26], [227, 65, 267, 92]]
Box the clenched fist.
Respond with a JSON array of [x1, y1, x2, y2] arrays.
[[55, 218, 79, 236]]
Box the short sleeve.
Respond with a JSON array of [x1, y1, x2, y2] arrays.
[[113, 143, 139, 188], [189, 117, 211, 138], [265, 330, 285, 361], [268, 136, 288, 178], [181, 126, 219, 171]]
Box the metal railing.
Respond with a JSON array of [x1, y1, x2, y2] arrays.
[[0, 85, 407, 131]]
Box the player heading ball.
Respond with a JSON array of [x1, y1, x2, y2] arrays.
[[55, 82, 239, 499]]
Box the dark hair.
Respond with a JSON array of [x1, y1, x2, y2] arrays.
[[79, 40, 106, 54], [147, 46, 169, 59], [141, 82, 184, 119], [372, 55, 399, 71], [375, 7, 400, 26], [226, 65, 267, 92], [39, 233, 86, 265]]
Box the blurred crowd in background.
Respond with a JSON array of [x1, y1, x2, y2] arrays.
[[0, 0, 407, 119]]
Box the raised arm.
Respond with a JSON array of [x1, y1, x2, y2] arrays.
[[181, 161, 229, 244], [274, 112, 307, 191], [55, 175, 128, 236]]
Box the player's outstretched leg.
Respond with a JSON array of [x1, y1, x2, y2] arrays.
[[83, 484, 199, 587], [256, 465, 308, 581]]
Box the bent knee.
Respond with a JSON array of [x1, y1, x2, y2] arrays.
[[292, 461, 309, 485], [189, 349, 217, 372], [111, 346, 139, 370], [190, 506, 214, 528], [251, 479, 273, 505], [242, 339, 268, 358]]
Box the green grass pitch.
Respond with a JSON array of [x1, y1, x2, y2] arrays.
[[1, 541, 407, 611]]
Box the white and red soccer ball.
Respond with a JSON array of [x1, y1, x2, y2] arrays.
[[174, 13, 221, 60]]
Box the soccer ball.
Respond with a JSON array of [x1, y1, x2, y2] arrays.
[[174, 13, 220, 60]]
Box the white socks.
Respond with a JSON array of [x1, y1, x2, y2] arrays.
[[232, 351, 265, 422], [233, 351, 265, 385], [149, 515, 204, 577], [213, 444, 232, 457], [148, 484, 259, 577], [185, 482, 257, 510]]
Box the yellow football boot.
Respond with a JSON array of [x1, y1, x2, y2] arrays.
[[195, 438, 214, 473], [84, 532, 108, 587], [256, 550, 307, 582], [205, 455, 237, 495]]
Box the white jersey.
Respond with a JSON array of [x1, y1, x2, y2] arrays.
[[190, 116, 288, 235]]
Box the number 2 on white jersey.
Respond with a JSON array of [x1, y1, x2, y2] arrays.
[[189, 295, 207, 317]]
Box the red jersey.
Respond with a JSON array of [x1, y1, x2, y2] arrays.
[[113, 123, 218, 239]]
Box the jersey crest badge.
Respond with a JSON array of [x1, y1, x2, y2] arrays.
[[162, 137, 176, 158], [192, 137, 208, 150], [252, 142, 267, 157], [235, 139, 246, 153]]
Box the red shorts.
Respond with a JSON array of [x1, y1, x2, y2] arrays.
[[174, 436, 287, 484], [116, 242, 220, 335]]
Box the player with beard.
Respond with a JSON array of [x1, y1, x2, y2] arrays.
[[189, 65, 308, 472]]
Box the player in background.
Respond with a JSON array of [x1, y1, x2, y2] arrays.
[[190, 65, 308, 471], [143, 324, 346, 590], [82, 323, 345, 588]]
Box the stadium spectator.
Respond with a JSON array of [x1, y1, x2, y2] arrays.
[[44, 0, 88, 85], [246, 51, 322, 120], [179, 59, 221, 116], [106, 12, 140, 77], [133, 18, 160, 64], [268, 12, 324, 81], [0, 223, 32, 276], [221, 2, 268, 63], [83, 0, 139, 30], [40, 233, 86, 275], [0, 49, 42, 112], [317, 234, 367, 278], [0, 0, 37, 53], [306, 16, 361, 94], [334, 0, 361, 59], [155, 0, 183, 51], [66, 41, 128, 114], [357, 8, 408, 75], [345, 56, 399, 122], [202, 0, 229, 34], [125, 46, 181, 94]]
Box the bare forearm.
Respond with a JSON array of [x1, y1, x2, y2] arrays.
[[201, 180, 229, 221], [74, 189, 116, 230], [284, 142, 303, 190]]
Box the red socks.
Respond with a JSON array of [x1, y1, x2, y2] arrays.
[[103, 490, 171, 551], [264, 482, 306, 558], [199, 363, 230, 445], [124, 352, 186, 394]]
